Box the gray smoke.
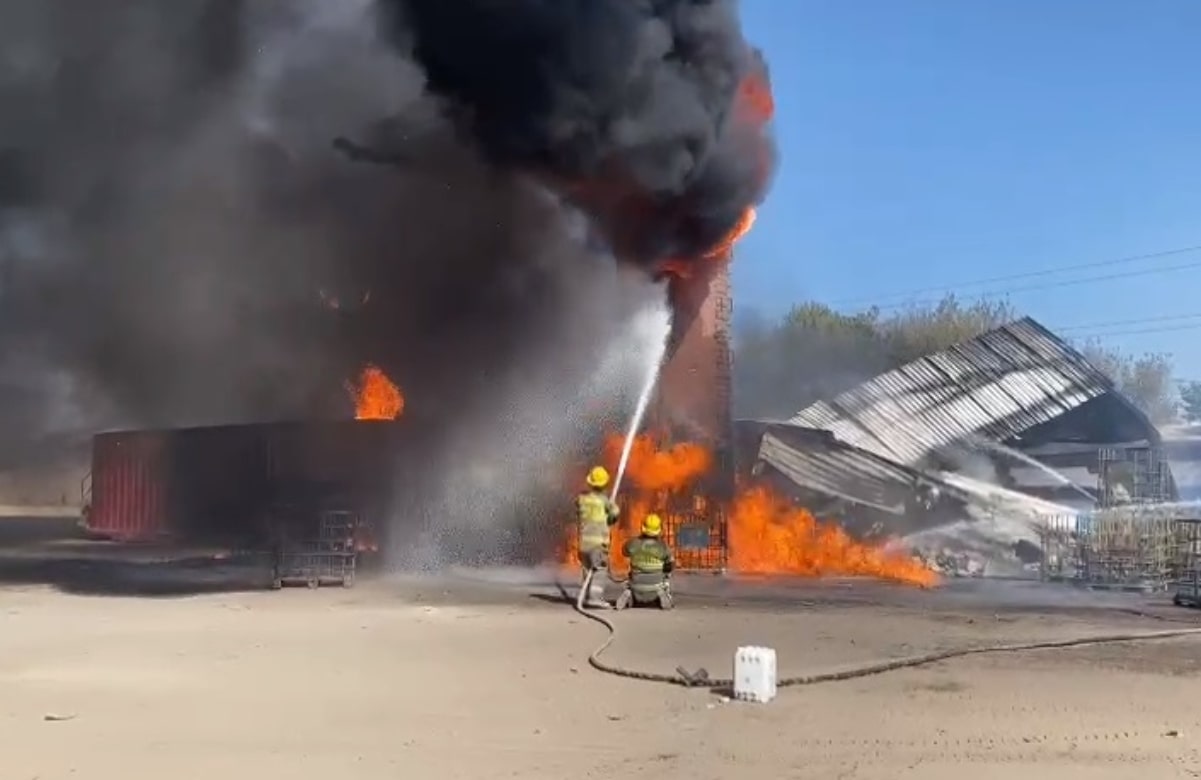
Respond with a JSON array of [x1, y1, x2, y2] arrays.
[[383, 0, 775, 266], [0, 0, 771, 568], [0, 1, 621, 461]]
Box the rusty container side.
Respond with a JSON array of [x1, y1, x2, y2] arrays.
[[167, 424, 271, 543], [264, 420, 405, 555], [86, 421, 407, 546], [86, 430, 170, 541], [265, 421, 400, 497]]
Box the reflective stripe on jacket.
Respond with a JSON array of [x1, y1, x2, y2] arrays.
[[577, 492, 614, 551], [623, 536, 673, 592]]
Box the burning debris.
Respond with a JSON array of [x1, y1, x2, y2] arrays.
[[564, 434, 939, 588], [911, 548, 987, 579], [728, 488, 938, 587]]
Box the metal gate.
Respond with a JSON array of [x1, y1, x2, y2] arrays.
[[661, 493, 727, 572]]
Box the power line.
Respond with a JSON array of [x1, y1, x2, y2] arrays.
[[1059, 321, 1201, 339], [1052, 311, 1201, 333], [828, 244, 1201, 307], [868, 259, 1201, 312]]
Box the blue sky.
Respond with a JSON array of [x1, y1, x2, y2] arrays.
[[734, 0, 1201, 378]]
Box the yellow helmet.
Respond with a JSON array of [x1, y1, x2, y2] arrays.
[[585, 466, 610, 489], [641, 514, 663, 537]]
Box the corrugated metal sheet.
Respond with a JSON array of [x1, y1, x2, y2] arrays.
[[87, 431, 170, 541], [754, 423, 934, 514], [788, 317, 1118, 465]]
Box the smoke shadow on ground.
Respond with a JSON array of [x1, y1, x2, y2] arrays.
[[0, 554, 274, 598], [0, 516, 273, 597]]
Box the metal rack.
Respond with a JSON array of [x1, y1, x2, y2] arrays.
[[1076, 506, 1176, 592], [1037, 514, 1080, 581], [1173, 517, 1201, 607], [1096, 446, 1172, 507], [661, 493, 727, 572], [271, 509, 360, 589]]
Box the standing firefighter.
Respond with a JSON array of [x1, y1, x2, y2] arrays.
[[616, 514, 675, 610], [577, 465, 620, 609]]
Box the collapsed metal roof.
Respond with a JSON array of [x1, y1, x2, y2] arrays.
[[786, 317, 1123, 466], [743, 421, 945, 515]]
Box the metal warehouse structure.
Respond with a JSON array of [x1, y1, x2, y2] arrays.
[[786, 317, 1144, 466], [748, 317, 1176, 546]]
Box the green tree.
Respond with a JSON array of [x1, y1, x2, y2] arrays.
[[1180, 381, 1201, 423], [732, 302, 888, 417], [878, 296, 1016, 365], [733, 295, 1014, 418], [1077, 340, 1178, 424], [734, 294, 1180, 425]]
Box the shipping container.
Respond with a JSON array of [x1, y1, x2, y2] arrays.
[[84, 421, 406, 545], [87, 430, 170, 541]]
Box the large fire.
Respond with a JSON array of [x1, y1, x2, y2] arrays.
[[552, 65, 938, 585], [560, 434, 937, 588], [558, 432, 711, 568], [728, 487, 937, 586], [346, 364, 405, 421]]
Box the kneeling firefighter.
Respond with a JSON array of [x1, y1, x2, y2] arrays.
[[616, 514, 675, 610], [577, 465, 620, 609]]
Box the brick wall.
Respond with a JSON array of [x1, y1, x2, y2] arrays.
[[653, 260, 734, 496]]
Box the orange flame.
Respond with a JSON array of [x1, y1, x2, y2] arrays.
[[737, 70, 775, 123], [602, 433, 712, 492], [702, 207, 757, 260], [658, 207, 756, 279], [558, 433, 709, 567], [558, 436, 937, 588], [346, 364, 405, 421], [728, 487, 937, 587]]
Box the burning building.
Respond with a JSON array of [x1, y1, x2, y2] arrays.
[[8, 2, 950, 588]]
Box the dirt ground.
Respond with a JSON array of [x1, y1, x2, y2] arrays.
[[3, 523, 1201, 778]]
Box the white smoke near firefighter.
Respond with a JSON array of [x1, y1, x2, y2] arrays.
[[391, 270, 672, 571]]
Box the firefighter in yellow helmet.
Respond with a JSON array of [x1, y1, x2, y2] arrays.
[[615, 513, 675, 610], [576, 465, 620, 609]]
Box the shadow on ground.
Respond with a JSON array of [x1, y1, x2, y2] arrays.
[[0, 515, 274, 597]]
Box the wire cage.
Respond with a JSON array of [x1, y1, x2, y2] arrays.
[[1097, 446, 1172, 507], [1173, 517, 1201, 607], [1037, 513, 1081, 581], [1075, 506, 1176, 591], [271, 507, 363, 589], [661, 492, 727, 572]]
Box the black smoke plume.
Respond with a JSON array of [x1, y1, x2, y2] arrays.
[[379, 0, 775, 266], [0, 0, 773, 490]]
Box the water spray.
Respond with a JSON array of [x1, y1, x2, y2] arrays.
[[611, 355, 664, 500], [966, 434, 1096, 504]]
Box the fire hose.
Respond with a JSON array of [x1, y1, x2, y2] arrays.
[[573, 569, 1201, 690]]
